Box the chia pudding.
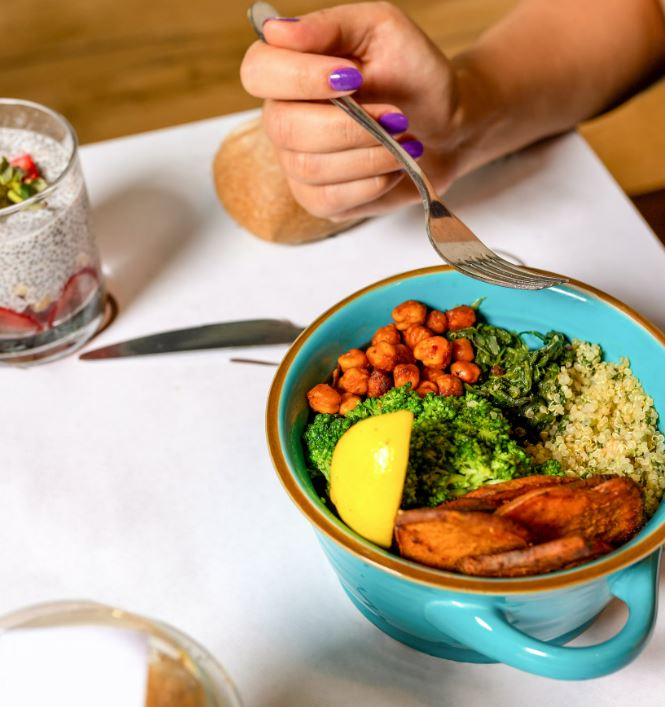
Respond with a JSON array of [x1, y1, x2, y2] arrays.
[[0, 113, 104, 362]]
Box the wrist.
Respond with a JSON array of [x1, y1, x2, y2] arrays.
[[443, 50, 513, 180]]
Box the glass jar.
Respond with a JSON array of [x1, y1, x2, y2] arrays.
[[0, 98, 105, 364]]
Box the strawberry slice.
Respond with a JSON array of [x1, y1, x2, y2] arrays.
[[0, 306, 43, 335], [10, 154, 40, 182], [48, 267, 99, 327]]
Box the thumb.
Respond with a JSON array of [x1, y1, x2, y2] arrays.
[[262, 4, 380, 58]]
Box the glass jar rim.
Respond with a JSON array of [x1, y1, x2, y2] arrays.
[[0, 98, 79, 217]]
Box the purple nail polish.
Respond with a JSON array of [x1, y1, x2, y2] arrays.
[[263, 16, 300, 25], [400, 139, 424, 159], [378, 112, 409, 133], [328, 67, 363, 92]]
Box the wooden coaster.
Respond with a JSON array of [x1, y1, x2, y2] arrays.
[[90, 292, 119, 341]]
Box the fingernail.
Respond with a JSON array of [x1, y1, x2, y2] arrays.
[[400, 139, 424, 159], [328, 67, 363, 92], [263, 16, 300, 25], [378, 112, 409, 133]]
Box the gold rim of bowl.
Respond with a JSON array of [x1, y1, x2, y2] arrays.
[[266, 265, 665, 594]]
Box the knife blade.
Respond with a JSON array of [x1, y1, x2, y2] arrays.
[[79, 319, 304, 360]]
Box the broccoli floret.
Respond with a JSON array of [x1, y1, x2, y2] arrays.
[[303, 413, 352, 481], [534, 458, 564, 476], [344, 384, 424, 423], [303, 386, 545, 509], [376, 385, 425, 416], [405, 414, 453, 507], [419, 393, 460, 423], [403, 393, 534, 507]]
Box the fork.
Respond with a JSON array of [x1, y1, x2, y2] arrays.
[[248, 2, 566, 290]]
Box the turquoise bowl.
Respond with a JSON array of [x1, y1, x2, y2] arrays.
[[266, 266, 665, 680]]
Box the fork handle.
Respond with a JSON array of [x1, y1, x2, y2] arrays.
[[331, 96, 448, 218]]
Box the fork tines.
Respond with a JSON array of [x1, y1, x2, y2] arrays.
[[452, 254, 567, 290]]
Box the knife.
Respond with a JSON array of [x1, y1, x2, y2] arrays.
[[79, 319, 304, 360]]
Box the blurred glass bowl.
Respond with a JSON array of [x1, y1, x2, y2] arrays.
[[0, 600, 242, 707]]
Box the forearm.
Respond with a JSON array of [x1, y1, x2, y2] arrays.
[[449, 0, 665, 176]]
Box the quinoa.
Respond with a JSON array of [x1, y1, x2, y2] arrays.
[[525, 341, 665, 516]]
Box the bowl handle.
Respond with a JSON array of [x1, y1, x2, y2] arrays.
[[424, 551, 660, 680]]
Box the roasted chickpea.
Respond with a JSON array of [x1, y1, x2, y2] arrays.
[[338, 348, 368, 371], [392, 300, 427, 331], [424, 368, 463, 396], [435, 373, 464, 397], [426, 309, 448, 334], [367, 369, 393, 398], [306, 384, 341, 413], [330, 366, 341, 388], [423, 367, 445, 386], [339, 393, 362, 415], [413, 336, 452, 370], [393, 363, 420, 390], [404, 324, 432, 350], [415, 381, 438, 397], [446, 305, 476, 331], [366, 341, 398, 371], [395, 343, 416, 365], [452, 338, 475, 362], [451, 361, 481, 384], [371, 323, 401, 346], [338, 367, 370, 395]]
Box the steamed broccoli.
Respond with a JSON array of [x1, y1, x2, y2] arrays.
[[303, 413, 353, 481], [404, 393, 533, 507], [302, 386, 558, 509]]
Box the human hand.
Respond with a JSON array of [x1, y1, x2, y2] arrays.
[[240, 2, 466, 220]]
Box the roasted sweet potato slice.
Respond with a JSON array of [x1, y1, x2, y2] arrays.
[[496, 485, 590, 541], [435, 497, 499, 512], [464, 475, 578, 504], [586, 476, 645, 544], [496, 476, 644, 545], [458, 535, 613, 577], [464, 474, 616, 507], [440, 474, 615, 511], [394, 509, 531, 571]]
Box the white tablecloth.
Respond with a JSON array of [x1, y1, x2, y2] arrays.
[[2, 110, 665, 706]]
